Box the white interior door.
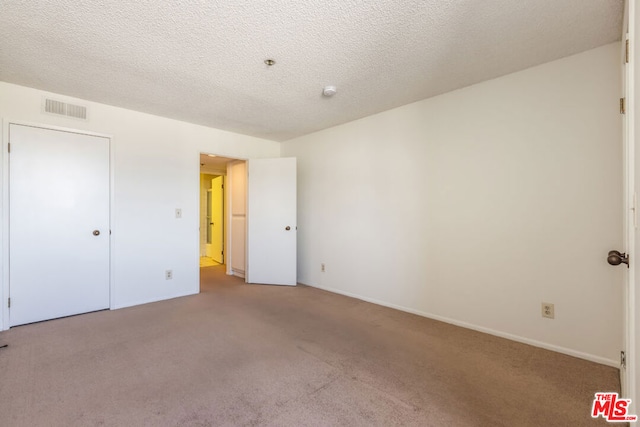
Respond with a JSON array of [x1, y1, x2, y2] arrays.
[[210, 176, 224, 264], [623, 30, 634, 404], [628, 0, 640, 412], [247, 157, 296, 285], [9, 124, 110, 326]]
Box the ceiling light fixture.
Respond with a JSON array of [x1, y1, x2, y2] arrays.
[[322, 85, 337, 97], [264, 59, 275, 66]]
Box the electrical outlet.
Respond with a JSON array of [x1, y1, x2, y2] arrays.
[[175, 208, 182, 219], [321, 263, 325, 272], [541, 302, 554, 319], [165, 270, 173, 280]]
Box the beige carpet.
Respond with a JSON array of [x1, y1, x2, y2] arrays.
[[0, 265, 619, 426]]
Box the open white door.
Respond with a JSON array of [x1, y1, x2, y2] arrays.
[[620, 5, 632, 403], [628, 0, 640, 414], [247, 158, 296, 285], [9, 124, 110, 326], [210, 176, 224, 264]]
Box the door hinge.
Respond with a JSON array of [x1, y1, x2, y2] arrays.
[[626, 39, 630, 64], [7, 143, 10, 153], [621, 351, 627, 368], [620, 97, 626, 114], [7, 298, 10, 308]]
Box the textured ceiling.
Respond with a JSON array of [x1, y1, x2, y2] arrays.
[[0, 0, 624, 142]]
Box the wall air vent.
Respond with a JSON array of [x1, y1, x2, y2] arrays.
[[43, 98, 88, 120]]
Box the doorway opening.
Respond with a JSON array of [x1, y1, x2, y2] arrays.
[[200, 173, 224, 267], [199, 154, 297, 290], [199, 153, 247, 285]]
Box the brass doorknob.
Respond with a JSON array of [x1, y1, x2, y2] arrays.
[[285, 226, 291, 231], [93, 230, 100, 236]]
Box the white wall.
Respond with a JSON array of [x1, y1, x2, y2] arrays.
[[282, 43, 624, 365], [0, 82, 280, 330]]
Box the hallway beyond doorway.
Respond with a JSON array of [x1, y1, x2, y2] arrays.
[[199, 257, 220, 268]]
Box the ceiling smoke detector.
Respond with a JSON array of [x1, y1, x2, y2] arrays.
[[322, 86, 337, 97]]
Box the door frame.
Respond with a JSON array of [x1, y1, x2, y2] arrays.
[[0, 119, 115, 331], [198, 153, 247, 280], [623, 1, 634, 401], [623, 0, 640, 413], [208, 175, 225, 264], [200, 173, 225, 263], [626, 0, 640, 413]]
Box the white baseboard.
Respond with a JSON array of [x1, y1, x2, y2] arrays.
[[231, 269, 245, 279], [302, 282, 619, 368], [112, 290, 198, 310]]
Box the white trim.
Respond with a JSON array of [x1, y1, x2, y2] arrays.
[[243, 161, 248, 283], [0, 119, 115, 330], [3, 119, 111, 139], [111, 292, 198, 311], [1, 118, 7, 331], [625, 0, 638, 414], [303, 282, 619, 368], [109, 130, 116, 311], [231, 269, 245, 279], [621, 0, 631, 400]]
